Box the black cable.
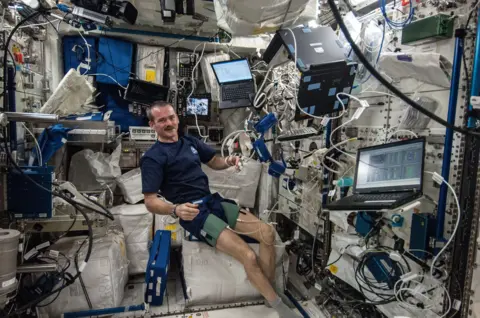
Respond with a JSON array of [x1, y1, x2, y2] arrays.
[[104, 30, 119, 83], [75, 239, 93, 309], [7, 49, 17, 79], [326, 252, 343, 267], [9, 208, 93, 317], [327, 0, 480, 137], [1, 134, 114, 220], [3, 11, 41, 111], [41, 13, 60, 35]]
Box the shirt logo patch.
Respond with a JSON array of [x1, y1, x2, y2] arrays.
[[190, 146, 198, 155]]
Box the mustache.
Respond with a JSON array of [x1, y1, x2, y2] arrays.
[[165, 126, 176, 130]]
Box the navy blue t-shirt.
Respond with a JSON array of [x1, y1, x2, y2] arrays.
[[140, 136, 216, 204]]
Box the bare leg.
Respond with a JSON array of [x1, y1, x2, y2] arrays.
[[234, 210, 276, 283], [216, 228, 277, 302]]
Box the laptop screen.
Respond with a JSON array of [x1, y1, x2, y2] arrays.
[[211, 59, 253, 84], [354, 139, 425, 193]]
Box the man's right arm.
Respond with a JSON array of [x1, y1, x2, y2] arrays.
[[144, 193, 175, 215]]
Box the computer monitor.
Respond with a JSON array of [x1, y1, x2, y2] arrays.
[[354, 138, 425, 193], [211, 59, 253, 84], [186, 94, 211, 121], [124, 79, 170, 105]]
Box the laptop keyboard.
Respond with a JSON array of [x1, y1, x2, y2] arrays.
[[353, 193, 406, 202], [222, 84, 251, 101]]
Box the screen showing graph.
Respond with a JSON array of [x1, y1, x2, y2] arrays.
[[355, 141, 423, 190]]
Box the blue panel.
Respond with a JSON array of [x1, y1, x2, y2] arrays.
[[343, 86, 352, 93], [409, 213, 431, 260], [8, 166, 54, 219], [350, 66, 356, 75], [97, 37, 133, 86], [302, 28, 312, 33], [328, 87, 337, 96], [333, 101, 340, 110], [303, 107, 310, 114], [309, 106, 316, 114], [63, 36, 97, 75], [355, 212, 373, 236], [287, 44, 295, 53], [342, 98, 349, 105], [97, 83, 147, 132], [145, 230, 171, 305], [308, 83, 321, 90], [303, 76, 311, 83]]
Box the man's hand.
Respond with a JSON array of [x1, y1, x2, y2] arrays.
[[175, 203, 200, 221], [226, 155, 241, 170]]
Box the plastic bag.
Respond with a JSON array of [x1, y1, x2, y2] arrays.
[[111, 204, 152, 275], [116, 168, 143, 204], [68, 144, 121, 191], [202, 160, 262, 208], [37, 231, 129, 318], [40, 68, 95, 116]]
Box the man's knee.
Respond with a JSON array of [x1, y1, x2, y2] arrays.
[[243, 249, 259, 269], [260, 224, 275, 244]]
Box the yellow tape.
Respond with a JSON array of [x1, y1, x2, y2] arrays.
[[145, 69, 156, 82], [165, 224, 177, 241]]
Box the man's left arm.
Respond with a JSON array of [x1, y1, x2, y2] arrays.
[[192, 137, 240, 170], [207, 155, 240, 170]]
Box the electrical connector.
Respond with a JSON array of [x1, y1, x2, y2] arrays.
[[359, 100, 370, 108], [431, 172, 444, 185], [389, 251, 402, 262], [400, 272, 419, 282], [352, 107, 366, 120]]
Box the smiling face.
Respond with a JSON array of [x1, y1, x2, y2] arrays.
[[148, 104, 179, 142]]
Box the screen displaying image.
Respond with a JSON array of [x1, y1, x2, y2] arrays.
[[187, 98, 209, 116]]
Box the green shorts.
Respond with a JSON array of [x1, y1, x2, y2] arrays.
[[202, 202, 239, 247]]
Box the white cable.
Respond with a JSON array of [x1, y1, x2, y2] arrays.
[[329, 119, 357, 160], [425, 171, 461, 278], [221, 129, 248, 158], [388, 129, 418, 139], [253, 67, 274, 109], [77, 29, 90, 76], [23, 123, 42, 167], [19, 19, 60, 29], [325, 156, 344, 168], [89, 74, 127, 89], [188, 43, 208, 139]]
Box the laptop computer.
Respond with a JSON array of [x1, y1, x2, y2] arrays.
[[211, 58, 255, 110], [325, 138, 425, 211]]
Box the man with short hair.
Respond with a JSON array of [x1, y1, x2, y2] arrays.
[[141, 101, 300, 318]]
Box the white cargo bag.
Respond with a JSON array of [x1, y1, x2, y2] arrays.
[[182, 236, 288, 306], [202, 160, 262, 208], [116, 168, 143, 204], [214, 0, 316, 36], [37, 231, 128, 318], [111, 204, 153, 275], [154, 214, 183, 247]]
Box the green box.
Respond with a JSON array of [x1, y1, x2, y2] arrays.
[[401, 14, 454, 45]]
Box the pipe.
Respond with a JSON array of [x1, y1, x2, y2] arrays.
[[17, 263, 58, 273], [4, 112, 59, 123], [63, 304, 145, 318], [435, 29, 465, 241], [467, 8, 480, 128], [322, 121, 332, 206], [99, 27, 218, 43], [7, 66, 16, 150]]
